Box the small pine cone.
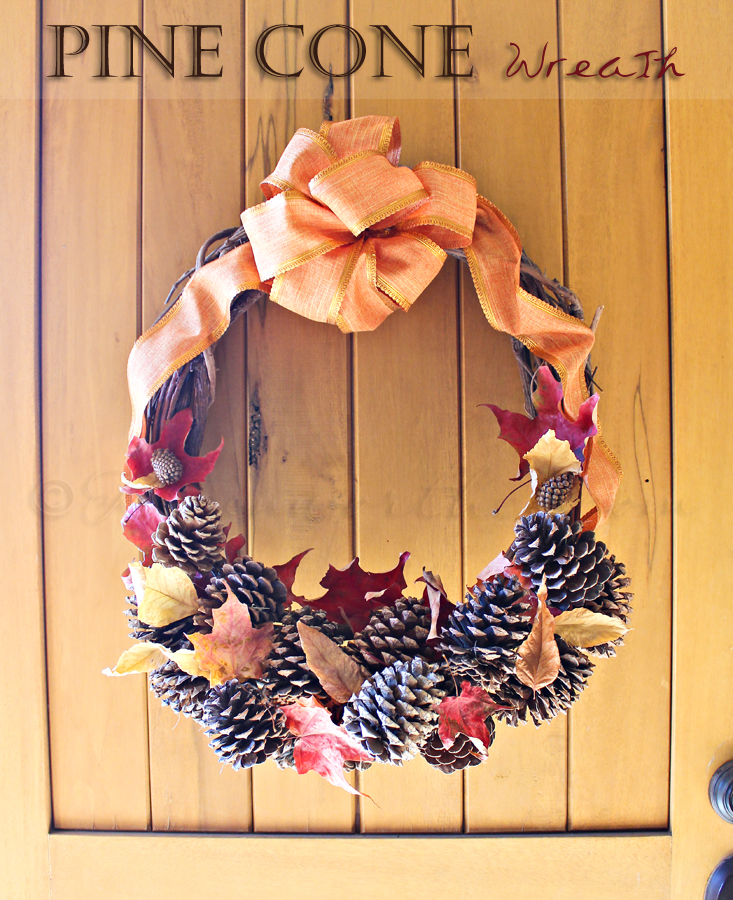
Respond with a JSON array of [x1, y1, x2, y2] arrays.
[[346, 597, 432, 674], [342, 658, 446, 765], [440, 576, 532, 693], [198, 554, 288, 632], [204, 681, 288, 770], [151, 448, 184, 486], [512, 512, 614, 611], [149, 660, 210, 722], [536, 472, 577, 511], [271, 737, 297, 770], [494, 637, 595, 726], [125, 595, 198, 652], [152, 494, 225, 576], [582, 554, 633, 658], [262, 608, 353, 705], [421, 727, 492, 774]]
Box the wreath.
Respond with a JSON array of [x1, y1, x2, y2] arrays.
[[106, 116, 630, 797]]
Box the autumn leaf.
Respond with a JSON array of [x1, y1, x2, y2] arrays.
[[130, 561, 199, 628], [553, 608, 629, 648], [515, 580, 561, 691], [476, 552, 512, 584], [308, 553, 410, 633], [224, 532, 247, 564], [297, 621, 366, 703], [415, 569, 454, 641], [123, 408, 223, 502], [281, 702, 374, 797], [121, 501, 165, 562], [519, 430, 582, 518], [436, 682, 500, 752], [484, 365, 598, 481], [188, 588, 274, 686], [103, 641, 168, 676], [274, 549, 312, 605]]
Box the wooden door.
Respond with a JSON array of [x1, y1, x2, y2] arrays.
[[3, 1, 730, 897]]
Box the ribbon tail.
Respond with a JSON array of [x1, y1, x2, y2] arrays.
[[127, 242, 267, 439]]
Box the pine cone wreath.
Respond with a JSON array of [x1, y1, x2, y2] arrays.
[[152, 494, 225, 577], [125, 596, 198, 652], [346, 597, 432, 675], [204, 681, 289, 770], [421, 727, 492, 774], [494, 637, 595, 726], [342, 658, 446, 765], [197, 554, 288, 632], [149, 660, 210, 722], [262, 607, 353, 705], [511, 511, 614, 611], [440, 575, 532, 693], [581, 554, 633, 658]]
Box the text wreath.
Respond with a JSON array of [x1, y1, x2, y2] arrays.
[[107, 116, 630, 797]]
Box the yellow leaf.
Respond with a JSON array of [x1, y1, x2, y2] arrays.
[[166, 647, 206, 679], [103, 641, 167, 676], [524, 430, 581, 486], [137, 563, 199, 627], [121, 471, 163, 490], [553, 608, 629, 648]]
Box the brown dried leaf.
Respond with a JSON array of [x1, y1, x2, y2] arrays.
[[553, 608, 629, 648], [297, 621, 366, 703], [515, 581, 561, 690]]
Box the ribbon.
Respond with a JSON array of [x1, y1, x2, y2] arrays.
[[127, 115, 621, 526]]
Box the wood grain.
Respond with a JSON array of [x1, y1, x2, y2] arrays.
[[0, 1, 51, 896], [456, 0, 568, 833], [245, 0, 358, 832], [350, 0, 463, 833], [49, 831, 672, 900], [42, 0, 151, 830], [560, 0, 671, 830], [140, 0, 252, 834]]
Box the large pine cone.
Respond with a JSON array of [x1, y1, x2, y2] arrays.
[[152, 494, 225, 576], [149, 660, 210, 722], [262, 607, 353, 705], [440, 576, 532, 693], [346, 597, 431, 674], [198, 554, 288, 632], [421, 727, 492, 774], [581, 554, 633, 658], [511, 512, 614, 611], [342, 658, 446, 765], [493, 637, 595, 726], [125, 596, 197, 652], [204, 681, 288, 770]]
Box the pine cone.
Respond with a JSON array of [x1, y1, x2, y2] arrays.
[[149, 660, 210, 722], [262, 607, 352, 705], [125, 596, 197, 651], [271, 737, 297, 770], [440, 576, 532, 693], [198, 554, 288, 632], [511, 512, 614, 611], [536, 472, 577, 511], [151, 448, 184, 486], [342, 658, 446, 765], [421, 728, 491, 774], [493, 637, 594, 726], [346, 597, 431, 674], [582, 554, 633, 658], [152, 494, 225, 576], [204, 681, 288, 770]]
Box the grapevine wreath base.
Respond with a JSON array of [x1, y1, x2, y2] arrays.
[[106, 116, 631, 798]]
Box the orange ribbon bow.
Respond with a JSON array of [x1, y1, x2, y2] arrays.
[[127, 115, 620, 526]]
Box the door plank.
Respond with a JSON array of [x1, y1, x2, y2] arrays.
[[350, 0, 463, 833], [456, 0, 568, 832], [140, 0, 252, 834], [50, 831, 672, 900], [42, 0, 151, 830], [244, 0, 358, 832], [665, 2, 733, 896], [0, 1, 51, 896], [560, 0, 671, 830]]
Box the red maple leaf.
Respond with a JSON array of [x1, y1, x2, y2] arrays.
[[123, 408, 223, 502], [483, 365, 598, 481], [274, 549, 312, 606], [281, 701, 374, 796], [308, 552, 410, 633], [121, 500, 165, 562], [436, 682, 502, 752]]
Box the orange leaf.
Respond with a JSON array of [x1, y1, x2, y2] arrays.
[[189, 587, 274, 686], [515, 580, 560, 691], [297, 621, 366, 703]]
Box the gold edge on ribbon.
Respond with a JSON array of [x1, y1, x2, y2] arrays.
[[400, 232, 448, 261], [376, 274, 410, 311], [399, 217, 473, 242], [271, 238, 348, 279], [309, 149, 383, 189], [262, 175, 293, 194], [413, 161, 477, 187], [378, 119, 395, 156], [463, 246, 498, 329], [300, 126, 338, 161], [327, 239, 364, 325], [352, 189, 429, 236]]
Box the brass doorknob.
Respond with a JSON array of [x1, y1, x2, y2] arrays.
[[710, 760, 733, 823], [705, 856, 733, 900]]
